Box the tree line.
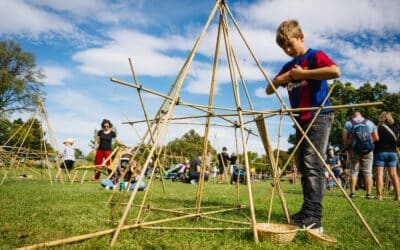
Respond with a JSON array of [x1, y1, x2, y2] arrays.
[[1, 39, 399, 169]]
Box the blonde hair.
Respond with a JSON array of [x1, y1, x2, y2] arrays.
[[276, 19, 303, 48], [378, 111, 394, 125]]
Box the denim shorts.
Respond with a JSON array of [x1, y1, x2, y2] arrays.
[[374, 152, 398, 167]]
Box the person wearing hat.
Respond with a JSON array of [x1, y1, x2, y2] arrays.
[[55, 138, 76, 180]]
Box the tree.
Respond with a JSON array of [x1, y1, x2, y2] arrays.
[[0, 118, 52, 151], [0, 40, 44, 116], [167, 129, 214, 160], [74, 148, 84, 160], [329, 81, 399, 148]]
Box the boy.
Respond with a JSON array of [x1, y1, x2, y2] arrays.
[[266, 20, 340, 231]]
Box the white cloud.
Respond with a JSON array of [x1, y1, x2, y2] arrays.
[[42, 66, 73, 86], [73, 29, 185, 77], [0, 0, 75, 38], [31, 0, 149, 26], [235, 0, 400, 34], [232, 0, 400, 93]]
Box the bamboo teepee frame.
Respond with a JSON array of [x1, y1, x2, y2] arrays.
[[0, 99, 69, 185], [20, 0, 383, 249]]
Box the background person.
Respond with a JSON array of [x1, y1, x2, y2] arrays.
[[55, 138, 75, 181], [326, 147, 342, 187], [93, 119, 126, 181], [189, 154, 209, 184], [374, 112, 400, 201], [217, 147, 230, 184], [343, 111, 378, 199]]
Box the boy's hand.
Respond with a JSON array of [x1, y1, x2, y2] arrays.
[[289, 64, 304, 80]]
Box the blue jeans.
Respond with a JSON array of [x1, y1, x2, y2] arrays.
[[295, 113, 334, 219]]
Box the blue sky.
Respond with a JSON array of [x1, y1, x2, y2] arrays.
[[1, 0, 399, 155]]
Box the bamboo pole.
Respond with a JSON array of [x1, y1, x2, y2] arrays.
[[40, 101, 73, 183], [19, 206, 240, 250], [225, 3, 381, 246], [1, 107, 40, 185], [195, 9, 222, 214], [128, 58, 156, 148], [102, 146, 121, 179], [3, 117, 32, 146], [110, 2, 221, 246], [220, 7, 258, 242], [234, 127, 240, 202], [140, 226, 250, 231], [39, 117, 53, 185], [80, 170, 88, 184], [271, 85, 335, 182], [134, 157, 161, 224]]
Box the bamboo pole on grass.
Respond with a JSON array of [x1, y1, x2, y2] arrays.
[[220, 7, 258, 241], [19, 206, 241, 250], [1, 107, 40, 185], [195, 10, 222, 214], [39, 116, 53, 185], [40, 101, 73, 183], [225, 3, 381, 246], [110, 2, 221, 246]]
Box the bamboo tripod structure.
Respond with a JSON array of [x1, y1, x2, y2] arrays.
[[0, 99, 68, 185], [20, 0, 384, 248]]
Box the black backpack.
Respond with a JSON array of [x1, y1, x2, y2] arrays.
[[350, 119, 374, 154]]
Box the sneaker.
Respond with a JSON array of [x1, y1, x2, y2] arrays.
[[190, 179, 197, 185], [366, 194, 374, 200], [291, 209, 305, 221], [291, 216, 322, 231], [350, 193, 356, 198]]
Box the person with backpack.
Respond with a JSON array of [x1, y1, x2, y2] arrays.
[[374, 112, 400, 201], [342, 111, 378, 199]]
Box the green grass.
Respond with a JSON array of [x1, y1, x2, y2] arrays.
[[0, 172, 399, 249]]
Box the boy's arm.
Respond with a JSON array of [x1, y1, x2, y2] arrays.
[[290, 65, 340, 81], [266, 71, 292, 95]]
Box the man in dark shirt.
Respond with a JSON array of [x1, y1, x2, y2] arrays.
[[189, 154, 209, 184], [217, 147, 230, 183]]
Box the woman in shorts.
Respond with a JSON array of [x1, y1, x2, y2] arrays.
[[374, 112, 399, 201]]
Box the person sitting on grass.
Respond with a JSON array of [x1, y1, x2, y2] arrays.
[[101, 153, 145, 191], [189, 154, 209, 184], [326, 147, 342, 187]]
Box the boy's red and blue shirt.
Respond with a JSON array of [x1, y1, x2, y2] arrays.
[[276, 48, 336, 123]]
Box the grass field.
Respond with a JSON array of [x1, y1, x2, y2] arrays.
[[0, 171, 399, 249]]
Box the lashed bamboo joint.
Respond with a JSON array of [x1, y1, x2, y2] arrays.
[[19, 0, 383, 249]]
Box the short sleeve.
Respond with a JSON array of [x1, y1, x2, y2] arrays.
[[275, 61, 293, 81], [314, 51, 335, 68], [344, 121, 352, 133], [112, 131, 117, 138], [366, 120, 376, 133], [97, 130, 102, 136]]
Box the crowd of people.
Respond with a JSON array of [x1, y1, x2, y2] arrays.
[[316, 111, 400, 203]]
